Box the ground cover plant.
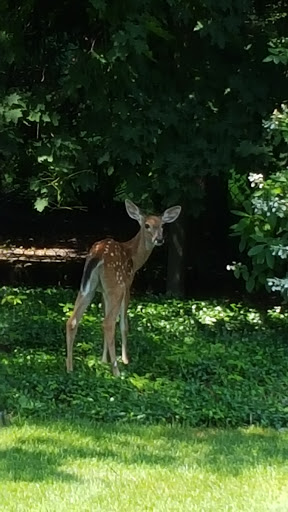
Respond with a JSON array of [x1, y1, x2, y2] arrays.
[[1, 286, 288, 428], [1, 420, 288, 512]]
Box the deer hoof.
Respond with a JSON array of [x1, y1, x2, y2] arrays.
[[112, 362, 120, 377]]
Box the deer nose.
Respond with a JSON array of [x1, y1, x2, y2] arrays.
[[155, 238, 164, 246]]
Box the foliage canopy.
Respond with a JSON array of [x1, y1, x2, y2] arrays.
[[1, 0, 287, 214]]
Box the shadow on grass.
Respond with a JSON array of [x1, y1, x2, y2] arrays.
[[0, 419, 288, 483], [0, 444, 79, 483], [0, 422, 176, 483], [161, 426, 288, 476]]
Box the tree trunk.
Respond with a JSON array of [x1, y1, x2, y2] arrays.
[[166, 213, 187, 298]]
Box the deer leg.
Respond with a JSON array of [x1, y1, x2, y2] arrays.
[[66, 290, 94, 372], [120, 290, 130, 364], [101, 341, 108, 363], [102, 291, 123, 376], [100, 295, 108, 363]]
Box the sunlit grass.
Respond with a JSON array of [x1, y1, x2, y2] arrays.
[[0, 420, 288, 511], [1, 288, 288, 508]]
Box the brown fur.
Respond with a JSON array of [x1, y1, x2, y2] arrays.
[[66, 199, 181, 376]]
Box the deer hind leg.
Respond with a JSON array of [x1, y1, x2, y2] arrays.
[[102, 289, 124, 377], [120, 290, 130, 365], [100, 295, 108, 363], [66, 290, 94, 372]]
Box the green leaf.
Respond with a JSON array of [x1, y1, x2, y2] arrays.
[[34, 197, 49, 212], [42, 113, 51, 122], [263, 55, 274, 63], [6, 92, 22, 106], [98, 152, 110, 164], [235, 218, 249, 231], [246, 276, 255, 293], [38, 153, 53, 163], [28, 111, 41, 122], [234, 267, 240, 278], [248, 245, 266, 256], [239, 238, 246, 252], [256, 251, 265, 264], [265, 251, 275, 270], [258, 273, 267, 284], [4, 108, 23, 124], [194, 21, 203, 31], [231, 210, 251, 217], [51, 112, 59, 126], [145, 16, 174, 40], [268, 213, 277, 231], [242, 267, 249, 281]]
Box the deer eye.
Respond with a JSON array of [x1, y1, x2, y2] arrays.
[[144, 223, 150, 229]]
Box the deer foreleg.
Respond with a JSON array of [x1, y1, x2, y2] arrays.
[[102, 291, 123, 376], [120, 290, 130, 364]]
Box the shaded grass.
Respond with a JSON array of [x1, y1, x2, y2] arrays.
[[1, 287, 288, 427], [1, 285, 288, 508], [1, 419, 288, 511]]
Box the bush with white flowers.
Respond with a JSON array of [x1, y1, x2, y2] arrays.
[[230, 105, 288, 298]]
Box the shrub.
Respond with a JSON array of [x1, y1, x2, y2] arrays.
[[229, 105, 288, 298]]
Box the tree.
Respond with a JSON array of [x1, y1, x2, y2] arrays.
[[1, 0, 288, 295]]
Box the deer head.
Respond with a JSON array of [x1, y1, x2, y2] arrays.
[[125, 199, 181, 249]]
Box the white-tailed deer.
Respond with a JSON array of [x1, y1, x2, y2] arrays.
[[66, 199, 181, 376]]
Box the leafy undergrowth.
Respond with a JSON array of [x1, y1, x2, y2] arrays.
[[1, 420, 288, 512], [1, 287, 288, 427]]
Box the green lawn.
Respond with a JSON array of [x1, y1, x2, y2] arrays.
[[1, 420, 288, 512], [1, 287, 288, 509]]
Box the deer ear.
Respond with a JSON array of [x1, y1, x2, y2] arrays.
[[125, 199, 142, 223], [162, 205, 181, 224]]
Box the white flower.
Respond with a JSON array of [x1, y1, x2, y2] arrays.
[[248, 173, 264, 188]]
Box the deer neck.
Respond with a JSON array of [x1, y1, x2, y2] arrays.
[[126, 227, 154, 272]]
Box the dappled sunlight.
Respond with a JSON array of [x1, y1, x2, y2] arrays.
[[1, 420, 288, 480], [131, 297, 288, 335], [1, 421, 288, 511], [1, 287, 288, 428]]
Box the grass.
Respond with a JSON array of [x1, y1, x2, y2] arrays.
[[1, 287, 288, 509], [1, 287, 288, 426], [0, 419, 288, 512]]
